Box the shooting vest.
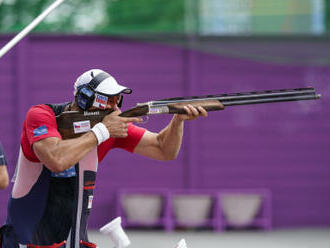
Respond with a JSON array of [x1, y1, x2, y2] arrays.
[[3, 103, 98, 248]]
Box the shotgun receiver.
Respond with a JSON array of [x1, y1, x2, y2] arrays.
[[56, 87, 321, 139]]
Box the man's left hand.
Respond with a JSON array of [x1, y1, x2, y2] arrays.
[[175, 104, 208, 121]]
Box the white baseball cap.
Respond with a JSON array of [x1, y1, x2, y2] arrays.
[[73, 69, 132, 96]]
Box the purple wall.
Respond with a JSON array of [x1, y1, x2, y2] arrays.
[[0, 35, 329, 229]]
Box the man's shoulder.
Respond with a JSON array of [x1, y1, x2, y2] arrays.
[[27, 104, 55, 118], [27, 102, 68, 117], [29, 104, 53, 110], [25, 104, 66, 124]]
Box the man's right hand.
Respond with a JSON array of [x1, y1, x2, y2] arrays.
[[102, 110, 142, 138]]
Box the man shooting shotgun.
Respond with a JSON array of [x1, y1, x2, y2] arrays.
[[0, 68, 320, 247], [1, 69, 209, 248]]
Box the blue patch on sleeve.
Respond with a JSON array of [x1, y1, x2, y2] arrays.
[[33, 125, 48, 137]]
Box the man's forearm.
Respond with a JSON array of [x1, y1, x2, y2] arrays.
[[53, 132, 98, 170], [156, 115, 184, 160], [33, 131, 98, 173]]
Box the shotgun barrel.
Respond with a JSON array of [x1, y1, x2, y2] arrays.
[[149, 87, 320, 106]]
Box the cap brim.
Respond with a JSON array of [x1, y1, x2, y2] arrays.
[[95, 78, 132, 96]]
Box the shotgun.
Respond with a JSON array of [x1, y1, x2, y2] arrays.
[[56, 87, 321, 139]]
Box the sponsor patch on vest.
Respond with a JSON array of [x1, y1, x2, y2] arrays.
[[33, 125, 48, 137], [73, 120, 91, 134], [88, 195, 94, 209]]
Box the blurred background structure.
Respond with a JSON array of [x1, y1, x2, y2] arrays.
[[0, 0, 330, 246], [0, 0, 329, 35]]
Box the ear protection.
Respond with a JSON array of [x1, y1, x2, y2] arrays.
[[76, 72, 110, 110]]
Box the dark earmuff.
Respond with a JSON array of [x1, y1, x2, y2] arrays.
[[76, 72, 110, 110], [76, 85, 94, 110]]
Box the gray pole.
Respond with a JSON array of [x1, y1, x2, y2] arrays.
[[0, 0, 65, 59]]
